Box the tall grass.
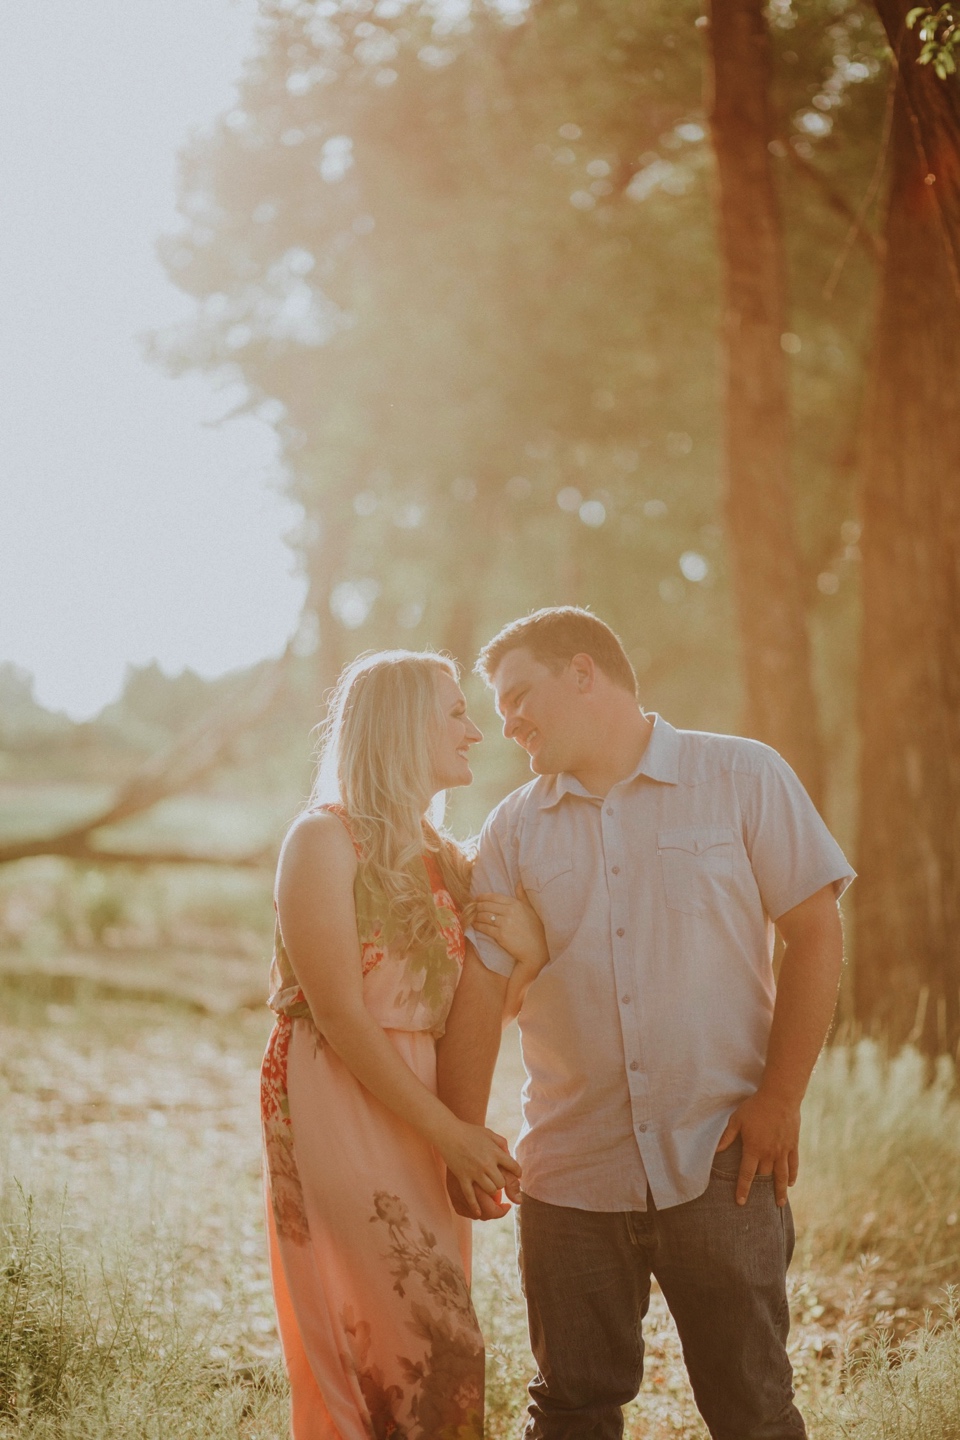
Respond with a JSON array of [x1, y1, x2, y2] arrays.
[[0, 1189, 286, 1439], [796, 1042, 960, 1284], [819, 1295, 960, 1440]]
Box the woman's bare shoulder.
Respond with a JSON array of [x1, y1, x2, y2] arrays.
[[278, 809, 359, 880]]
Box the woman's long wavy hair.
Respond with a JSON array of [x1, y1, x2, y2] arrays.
[[309, 650, 475, 951]]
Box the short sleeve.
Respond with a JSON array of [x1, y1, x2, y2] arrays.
[[467, 806, 521, 978], [740, 749, 855, 922]]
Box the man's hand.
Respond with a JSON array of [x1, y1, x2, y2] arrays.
[[716, 1089, 800, 1208], [716, 884, 843, 1209], [446, 1170, 512, 1220], [445, 1130, 520, 1220]]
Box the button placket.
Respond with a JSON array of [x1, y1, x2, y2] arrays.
[[604, 802, 650, 1138]]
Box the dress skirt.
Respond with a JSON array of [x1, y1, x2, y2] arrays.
[[261, 1014, 484, 1440]]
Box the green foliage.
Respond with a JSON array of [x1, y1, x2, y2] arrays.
[[907, 5, 960, 78], [0, 855, 275, 960], [150, 0, 890, 774]]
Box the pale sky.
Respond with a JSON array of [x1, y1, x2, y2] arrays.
[[0, 0, 307, 720]]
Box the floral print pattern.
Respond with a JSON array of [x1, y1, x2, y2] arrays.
[[261, 805, 482, 1439], [261, 1015, 310, 1246], [333, 1194, 484, 1439]]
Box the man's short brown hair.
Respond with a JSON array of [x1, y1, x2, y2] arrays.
[[475, 607, 638, 697]]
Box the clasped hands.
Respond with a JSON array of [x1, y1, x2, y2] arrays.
[[446, 1140, 522, 1221]]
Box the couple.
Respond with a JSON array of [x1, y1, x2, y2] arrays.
[[261, 607, 853, 1440]]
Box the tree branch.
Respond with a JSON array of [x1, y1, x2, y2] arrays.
[[782, 140, 887, 265], [0, 649, 293, 869]]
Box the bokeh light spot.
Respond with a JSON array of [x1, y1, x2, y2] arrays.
[[330, 579, 380, 629], [557, 486, 583, 512], [579, 500, 606, 528], [679, 551, 709, 582]]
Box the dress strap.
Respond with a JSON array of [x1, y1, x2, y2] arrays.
[[309, 801, 364, 860]]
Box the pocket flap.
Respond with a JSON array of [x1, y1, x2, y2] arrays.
[[518, 862, 574, 894], [657, 826, 734, 856]]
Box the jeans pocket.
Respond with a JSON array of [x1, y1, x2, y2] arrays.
[[710, 1137, 743, 1180], [709, 1136, 775, 1185]]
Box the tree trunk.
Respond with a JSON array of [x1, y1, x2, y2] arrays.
[[302, 504, 353, 702], [854, 86, 960, 1054], [707, 0, 826, 805], [871, 0, 960, 297]]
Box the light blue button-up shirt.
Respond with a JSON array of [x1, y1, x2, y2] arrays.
[[471, 716, 854, 1212]]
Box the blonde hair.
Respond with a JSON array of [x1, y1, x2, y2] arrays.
[[310, 650, 474, 950]]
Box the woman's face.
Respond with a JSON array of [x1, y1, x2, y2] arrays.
[[431, 670, 482, 793]]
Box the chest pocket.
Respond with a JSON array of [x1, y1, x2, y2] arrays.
[[658, 826, 736, 917], [518, 861, 578, 955]]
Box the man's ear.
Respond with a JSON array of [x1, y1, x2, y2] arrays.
[[569, 653, 596, 694]]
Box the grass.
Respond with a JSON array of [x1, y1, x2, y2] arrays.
[[1, 971, 959, 1438], [0, 1188, 289, 1439]]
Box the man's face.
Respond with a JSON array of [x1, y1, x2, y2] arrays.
[[491, 647, 583, 775]]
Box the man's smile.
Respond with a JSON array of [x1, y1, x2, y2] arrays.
[[519, 728, 541, 755]]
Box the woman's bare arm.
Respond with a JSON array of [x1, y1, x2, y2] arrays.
[[276, 812, 519, 1216]]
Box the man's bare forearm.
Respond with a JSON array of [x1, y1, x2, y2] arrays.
[[437, 945, 506, 1123], [761, 886, 844, 1105], [720, 885, 845, 1205]]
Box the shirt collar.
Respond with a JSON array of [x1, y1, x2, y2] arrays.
[[537, 713, 681, 808]]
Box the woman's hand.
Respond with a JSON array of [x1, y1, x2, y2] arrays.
[[475, 883, 550, 1022], [435, 1117, 522, 1220], [474, 883, 549, 973]]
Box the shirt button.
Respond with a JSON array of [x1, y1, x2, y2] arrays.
[[637, 1122, 648, 1132], [606, 807, 614, 816], [616, 927, 625, 938], [611, 865, 620, 875], [629, 1060, 639, 1072], [620, 994, 631, 1005]]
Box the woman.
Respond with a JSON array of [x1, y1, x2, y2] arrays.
[[261, 649, 548, 1440]]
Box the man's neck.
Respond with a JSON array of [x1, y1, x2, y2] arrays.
[[568, 709, 655, 798]]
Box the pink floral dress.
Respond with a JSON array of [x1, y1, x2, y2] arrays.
[[261, 805, 483, 1440]]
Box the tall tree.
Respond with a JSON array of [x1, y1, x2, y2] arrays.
[[155, 0, 886, 780], [708, 0, 826, 803], [854, 79, 960, 1052], [871, 0, 960, 289]]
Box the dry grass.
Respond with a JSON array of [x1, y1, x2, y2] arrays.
[[1, 967, 959, 1438]]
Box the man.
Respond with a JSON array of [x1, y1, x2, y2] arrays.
[[436, 606, 853, 1440]]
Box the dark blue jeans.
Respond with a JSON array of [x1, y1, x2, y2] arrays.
[[517, 1141, 805, 1440]]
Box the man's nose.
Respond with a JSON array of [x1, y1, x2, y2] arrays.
[[502, 712, 519, 741]]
